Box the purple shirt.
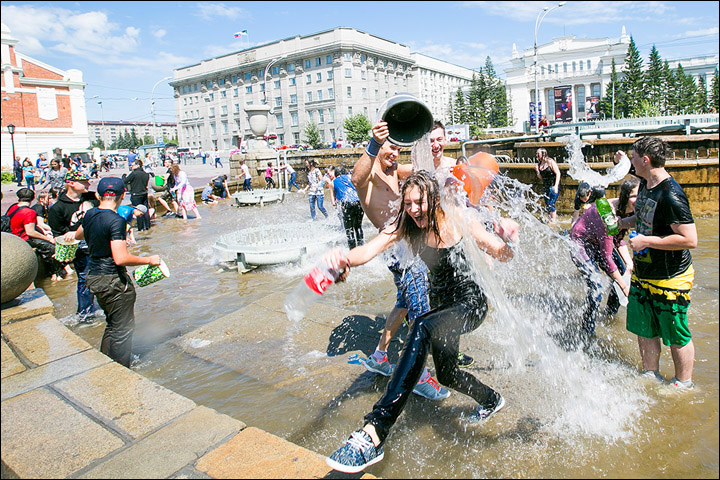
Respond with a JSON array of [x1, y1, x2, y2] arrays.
[[570, 204, 618, 274]]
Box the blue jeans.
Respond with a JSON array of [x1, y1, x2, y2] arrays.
[[543, 186, 560, 213], [389, 256, 430, 324], [73, 246, 97, 317], [288, 172, 301, 192], [309, 194, 328, 220], [243, 178, 252, 191]]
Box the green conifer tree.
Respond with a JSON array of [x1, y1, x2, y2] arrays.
[[645, 45, 665, 112], [695, 75, 709, 113], [662, 60, 676, 114], [621, 36, 645, 117], [600, 58, 621, 119], [454, 87, 467, 124], [711, 68, 719, 112]]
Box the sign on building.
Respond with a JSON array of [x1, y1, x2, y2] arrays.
[[554, 86, 573, 123], [585, 96, 600, 120]]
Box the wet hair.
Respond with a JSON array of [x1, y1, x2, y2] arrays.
[[335, 165, 347, 176], [632, 136, 671, 168], [432, 120, 445, 135], [134, 159, 143, 168], [17, 188, 35, 202], [616, 176, 641, 218], [393, 170, 443, 255], [576, 182, 592, 199], [536, 148, 548, 161], [588, 186, 606, 203], [308, 159, 318, 168]]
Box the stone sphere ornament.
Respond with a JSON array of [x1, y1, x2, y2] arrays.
[[1, 232, 39, 304]]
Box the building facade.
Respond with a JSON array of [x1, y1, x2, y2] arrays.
[[505, 27, 719, 133], [1, 23, 90, 169], [171, 27, 473, 151], [87, 120, 178, 147]]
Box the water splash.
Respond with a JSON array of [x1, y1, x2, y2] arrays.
[[411, 132, 434, 173], [563, 134, 631, 188]]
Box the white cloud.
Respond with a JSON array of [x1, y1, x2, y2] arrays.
[[677, 27, 719, 38], [153, 29, 167, 39], [195, 2, 249, 21]]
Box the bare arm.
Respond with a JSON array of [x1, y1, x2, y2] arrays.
[[325, 229, 396, 271], [470, 217, 517, 262], [551, 159, 561, 191], [629, 222, 698, 252], [24, 222, 54, 243], [110, 239, 161, 267], [351, 121, 388, 189]]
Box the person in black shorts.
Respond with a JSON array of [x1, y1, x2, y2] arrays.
[[75, 177, 161, 367], [323, 171, 519, 473]]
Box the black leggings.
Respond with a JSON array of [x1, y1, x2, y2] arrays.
[[340, 201, 365, 249], [26, 237, 63, 276], [130, 194, 150, 231], [364, 298, 494, 443]]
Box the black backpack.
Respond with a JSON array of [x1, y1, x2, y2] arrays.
[[1, 204, 29, 233]]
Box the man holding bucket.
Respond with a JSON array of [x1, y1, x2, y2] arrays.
[[75, 177, 161, 367]]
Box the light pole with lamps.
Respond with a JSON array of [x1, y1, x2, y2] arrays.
[[151, 76, 173, 144], [534, 1, 566, 134], [7, 124, 17, 173]]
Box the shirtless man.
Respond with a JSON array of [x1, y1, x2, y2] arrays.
[[350, 120, 451, 400]]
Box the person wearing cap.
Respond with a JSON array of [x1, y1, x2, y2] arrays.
[[122, 159, 151, 232], [48, 170, 99, 322], [74, 177, 160, 367]]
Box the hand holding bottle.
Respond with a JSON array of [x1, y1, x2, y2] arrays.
[[628, 230, 649, 255]]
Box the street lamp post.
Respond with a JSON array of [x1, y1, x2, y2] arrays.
[[7, 124, 17, 171], [98, 101, 105, 149], [534, 2, 566, 134], [152, 76, 173, 144], [263, 56, 286, 107]]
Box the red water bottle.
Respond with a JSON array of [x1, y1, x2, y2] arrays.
[[283, 259, 345, 321]]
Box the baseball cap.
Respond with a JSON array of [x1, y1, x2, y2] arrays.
[[133, 204, 147, 214], [97, 177, 126, 196], [64, 170, 91, 182]]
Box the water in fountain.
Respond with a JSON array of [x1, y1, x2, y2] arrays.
[[411, 132, 434, 172], [564, 134, 631, 187]]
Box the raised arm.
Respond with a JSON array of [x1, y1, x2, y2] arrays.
[[351, 121, 389, 190], [469, 216, 518, 262]]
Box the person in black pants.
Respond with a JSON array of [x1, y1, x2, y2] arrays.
[[75, 177, 160, 367], [122, 159, 151, 231], [332, 166, 365, 249]]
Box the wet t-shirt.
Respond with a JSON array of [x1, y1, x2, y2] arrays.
[[419, 240, 485, 310], [82, 207, 128, 275], [633, 176, 694, 280]]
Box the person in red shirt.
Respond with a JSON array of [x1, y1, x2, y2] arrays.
[[8, 188, 64, 280]]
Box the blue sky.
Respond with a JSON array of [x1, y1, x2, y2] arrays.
[[2, 1, 718, 123]]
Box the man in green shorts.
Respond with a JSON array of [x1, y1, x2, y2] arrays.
[[618, 136, 698, 389]]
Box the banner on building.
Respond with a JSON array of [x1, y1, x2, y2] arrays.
[[529, 101, 542, 127], [554, 86, 572, 123], [585, 96, 600, 120]]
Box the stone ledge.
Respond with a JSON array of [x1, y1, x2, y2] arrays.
[[0, 288, 54, 325]]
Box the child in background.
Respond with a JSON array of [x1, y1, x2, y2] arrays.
[[201, 182, 219, 204], [265, 161, 276, 189]]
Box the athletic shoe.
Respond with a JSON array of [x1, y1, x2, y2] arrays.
[[669, 376, 695, 390], [361, 353, 394, 377], [326, 430, 384, 473], [468, 391, 505, 422], [641, 370, 665, 383], [458, 352, 475, 368], [412, 376, 450, 400]]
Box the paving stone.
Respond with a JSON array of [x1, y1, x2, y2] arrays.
[[0, 288, 54, 325], [0, 349, 111, 402], [79, 406, 244, 479], [1, 314, 92, 366], [1, 338, 25, 378], [0, 388, 124, 479], [53, 362, 197, 439], [194, 426, 333, 479]]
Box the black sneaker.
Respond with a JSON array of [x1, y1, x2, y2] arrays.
[[326, 430, 384, 473], [458, 352, 475, 368], [468, 391, 505, 423]]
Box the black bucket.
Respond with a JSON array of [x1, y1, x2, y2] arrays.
[[377, 93, 434, 147]]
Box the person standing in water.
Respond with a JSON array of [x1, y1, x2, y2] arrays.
[[325, 171, 518, 473], [534, 148, 561, 224]]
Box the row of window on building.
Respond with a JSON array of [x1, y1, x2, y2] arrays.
[[539, 59, 596, 76]]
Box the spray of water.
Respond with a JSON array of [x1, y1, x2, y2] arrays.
[[564, 134, 631, 188], [411, 132, 434, 173]]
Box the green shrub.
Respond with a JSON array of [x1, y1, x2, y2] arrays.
[[1, 171, 15, 184]]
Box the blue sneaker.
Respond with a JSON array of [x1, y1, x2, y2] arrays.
[[361, 353, 394, 376], [326, 430, 384, 473], [412, 376, 450, 400], [468, 391, 505, 422]]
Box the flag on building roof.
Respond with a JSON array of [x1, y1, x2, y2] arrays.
[[234, 30, 248, 38]]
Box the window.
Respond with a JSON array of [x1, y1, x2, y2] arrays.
[[219, 78, 225, 86], [318, 109, 324, 123], [547, 90, 553, 116], [326, 55, 332, 64], [306, 74, 311, 84], [246, 86, 252, 93], [361, 70, 366, 80], [347, 86, 352, 98], [209, 93, 214, 101], [289, 77, 296, 86], [308, 110, 314, 123], [232, 75, 237, 83], [278, 134, 284, 145], [293, 132, 300, 143], [233, 88, 238, 97], [375, 89, 379, 100], [316, 57, 321, 66], [275, 96, 282, 107], [288, 63, 295, 72], [245, 72, 252, 81], [222, 121, 228, 134], [327, 70, 333, 80], [246, 100, 253, 105], [572, 61, 576, 72], [329, 108, 335, 123], [330, 128, 335, 139], [183, 97, 187, 106], [344, 53, 351, 61], [587, 60, 591, 70], [305, 59, 311, 69], [291, 112, 298, 126], [347, 106, 353, 115], [207, 80, 213, 88], [579, 61, 584, 71], [210, 123, 216, 135], [274, 80, 280, 89], [193, 83, 198, 92], [195, 95, 199, 103], [362, 88, 367, 99], [209, 107, 215, 117], [563, 63, 568, 73], [260, 83, 265, 92], [360, 55, 366, 63], [234, 104, 240, 114], [221, 105, 228, 116], [182, 85, 187, 94], [317, 90, 323, 101], [592, 84, 601, 97], [290, 94, 297, 104], [345, 68, 352, 78], [555, 64, 559, 73], [307, 91, 313, 102], [317, 72, 322, 83], [276, 114, 283, 129], [328, 88, 333, 99], [221, 90, 227, 98], [272, 66, 280, 75], [577, 86, 585, 113]]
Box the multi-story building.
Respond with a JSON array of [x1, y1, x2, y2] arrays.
[[1, 23, 90, 169], [505, 26, 719, 132], [87, 120, 177, 147], [171, 27, 474, 151]]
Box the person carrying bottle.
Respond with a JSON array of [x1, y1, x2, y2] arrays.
[[324, 171, 518, 473]]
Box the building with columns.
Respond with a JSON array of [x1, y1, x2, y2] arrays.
[[171, 27, 474, 151], [87, 120, 178, 148], [504, 27, 718, 132], [1, 23, 90, 169]]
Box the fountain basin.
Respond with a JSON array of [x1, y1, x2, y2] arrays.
[[212, 222, 345, 272], [231, 189, 286, 207]]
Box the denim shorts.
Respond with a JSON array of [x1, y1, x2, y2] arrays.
[[387, 256, 430, 324]]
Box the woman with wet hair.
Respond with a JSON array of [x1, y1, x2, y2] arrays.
[[534, 147, 561, 224], [323, 170, 518, 473]]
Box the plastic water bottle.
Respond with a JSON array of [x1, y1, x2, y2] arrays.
[[595, 197, 619, 236], [629, 230, 648, 255], [283, 260, 344, 322]]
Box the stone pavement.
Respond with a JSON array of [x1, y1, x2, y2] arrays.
[[1, 289, 376, 479]]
